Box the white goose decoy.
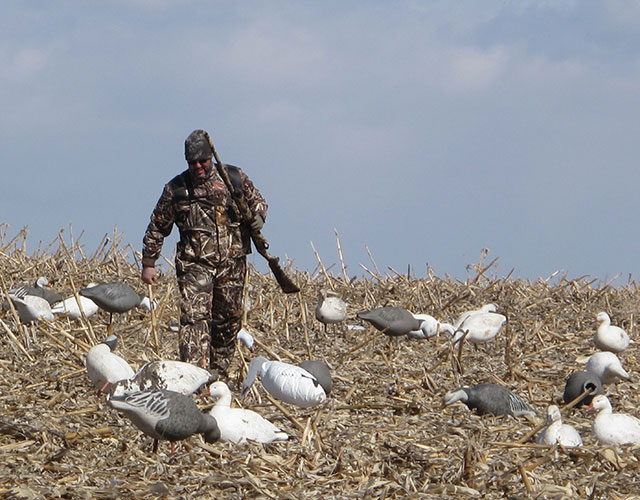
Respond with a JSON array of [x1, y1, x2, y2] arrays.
[[107, 388, 220, 452], [86, 335, 135, 394], [113, 360, 213, 397], [51, 291, 100, 320], [589, 395, 640, 446], [453, 304, 497, 330], [594, 312, 633, 353], [237, 328, 255, 352], [408, 313, 455, 340], [79, 282, 153, 333], [6, 291, 54, 323], [297, 359, 333, 395], [241, 356, 327, 408], [585, 351, 631, 386], [451, 310, 506, 345], [207, 381, 289, 444], [315, 289, 347, 331], [443, 383, 536, 417], [536, 405, 583, 447]]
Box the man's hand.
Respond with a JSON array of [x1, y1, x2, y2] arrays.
[[141, 266, 157, 284], [250, 214, 265, 232]]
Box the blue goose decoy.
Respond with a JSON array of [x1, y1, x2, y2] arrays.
[[79, 282, 152, 333], [9, 276, 64, 306], [356, 306, 423, 337], [563, 370, 604, 407], [443, 383, 536, 417], [107, 387, 220, 453]]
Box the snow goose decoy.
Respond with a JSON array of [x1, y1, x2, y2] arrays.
[[237, 328, 255, 352], [51, 290, 100, 320], [594, 312, 633, 353], [443, 383, 536, 418], [315, 289, 347, 332], [563, 370, 604, 407], [241, 356, 327, 409], [85, 335, 136, 395], [207, 381, 289, 444], [107, 388, 220, 452], [407, 313, 455, 340], [6, 289, 54, 323], [9, 276, 64, 306], [356, 306, 423, 337], [297, 359, 333, 395], [536, 405, 583, 447], [451, 310, 506, 345], [585, 351, 631, 386], [114, 360, 213, 397], [453, 304, 497, 330], [589, 394, 640, 446], [79, 282, 153, 333]]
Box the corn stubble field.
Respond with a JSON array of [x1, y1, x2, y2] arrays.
[[1, 226, 640, 499]]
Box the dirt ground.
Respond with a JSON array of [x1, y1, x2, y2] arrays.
[[1, 231, 639, 499]]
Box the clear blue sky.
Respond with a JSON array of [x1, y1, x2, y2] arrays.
[[2, 1, 640, 283]]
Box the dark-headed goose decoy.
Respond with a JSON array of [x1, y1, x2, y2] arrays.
[[79, 282, 153, 333], [443, 383, 536, 418], [107, 388, 220, 453], [207, 381, 289, 444], [85, 335, 135, 395], [563, 371, 604, 407], [536, 405, 583, 447], [241, 356, 327, 408], [589, 395, 640, 445], [585, 351, 631, 386], [594, 312, 633, 353]]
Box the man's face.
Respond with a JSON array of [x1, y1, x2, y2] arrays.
[[188, 157, 212, 180]]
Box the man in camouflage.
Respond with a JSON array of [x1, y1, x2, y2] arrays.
[[141, 129, 267, 379]]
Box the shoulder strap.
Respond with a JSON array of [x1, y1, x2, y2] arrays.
[[168, 171, 194, 201]]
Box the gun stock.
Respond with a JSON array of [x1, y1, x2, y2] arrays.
[[209, 139, 300, 294]]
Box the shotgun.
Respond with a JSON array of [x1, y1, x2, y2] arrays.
[[208, 138, 300, 294]]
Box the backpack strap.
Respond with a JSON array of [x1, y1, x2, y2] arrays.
[[224, 164, 243, 195]]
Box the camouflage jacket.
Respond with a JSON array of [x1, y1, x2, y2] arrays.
[[142, 164, 268, 268]]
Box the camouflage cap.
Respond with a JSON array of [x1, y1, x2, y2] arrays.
[[185, 129, 213, 162]]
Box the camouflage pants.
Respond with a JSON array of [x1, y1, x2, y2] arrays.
[[176, 256, 246, 378]]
